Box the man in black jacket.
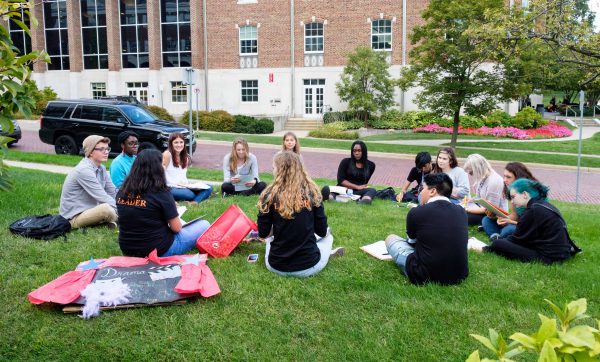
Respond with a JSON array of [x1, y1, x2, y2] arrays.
[[385, 173, 469, 285]]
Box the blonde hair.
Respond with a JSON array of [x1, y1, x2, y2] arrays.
[[281, 132, 301, 154], [228, 138, 250, 174], [463, 154, 494, 185], [258, 151, 322, 219]]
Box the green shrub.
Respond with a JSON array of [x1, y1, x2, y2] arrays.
[[484, 110, 512, 127], [323, 111, 356, 124], [146, 105, 175, 121], [459, 115, 485, 128], [339, 120, 363, 130], [400, 110, 440, 128], [512, 107, 544, 129], [308, 124, 359, 139], [435, 117, 454, 127], [22, 80, 57, 115], [182, 110, 235, 132], [230, 115, 274, 134]]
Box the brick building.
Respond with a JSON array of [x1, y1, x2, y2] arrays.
[[5, 1, 517, 122]]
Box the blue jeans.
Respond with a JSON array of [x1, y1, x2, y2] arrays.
[[481, 216, 517, 238], [162, 219, 210, 257], [386, 237, 415, 276], [265, 234, 334, 277], [170, 186, 213, 203]]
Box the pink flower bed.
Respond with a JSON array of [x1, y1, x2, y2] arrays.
[[414, 121, 572, 139]]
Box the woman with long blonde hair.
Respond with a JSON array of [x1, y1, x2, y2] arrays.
[[257, 151, 343, 277], [221, 138, 266, 196], [463, 154, 507, 225]]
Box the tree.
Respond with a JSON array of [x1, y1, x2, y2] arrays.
[[473, 0, 599, 87], [336, 46, 395, 127], [0, 1, 49, 190], [398, 0, 514, 148]]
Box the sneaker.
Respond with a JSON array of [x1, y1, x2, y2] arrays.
[[358, 197, 372, 205], [321, 186, 331, 201], [490, 233, 500, 242], [330, 247, 345, 257], [106, 221, 118, 230], [477, 225, 484, 232]]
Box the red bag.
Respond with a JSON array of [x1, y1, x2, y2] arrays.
[[196, 204, 258, 258]]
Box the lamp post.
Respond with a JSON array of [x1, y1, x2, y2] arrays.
[[184, 68, 195, 155]]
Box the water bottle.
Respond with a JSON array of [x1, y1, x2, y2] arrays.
[[347, 189, 353, 197]]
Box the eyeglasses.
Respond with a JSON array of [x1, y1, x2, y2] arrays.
[[126, 141, 139, 146], [94, 147, 111, 153]]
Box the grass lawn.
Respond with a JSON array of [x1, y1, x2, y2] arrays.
[[455, 132, 600, 155], [1, 168, 599, 360]]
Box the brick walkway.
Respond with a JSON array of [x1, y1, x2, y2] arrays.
[[12, 129, 600, 204]]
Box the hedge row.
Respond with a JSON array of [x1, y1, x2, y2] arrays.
[[322, 107, 548, 130], [308, 122, 359, 140], [180, 110, 274, 134]]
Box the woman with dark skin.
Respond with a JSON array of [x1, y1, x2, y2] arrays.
[[336, 140, 377, 204]]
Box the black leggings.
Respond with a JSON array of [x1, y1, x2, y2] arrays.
[[221, 181, 267, 196], [353, 188, 377, 200], [467, 213, 484, 226], [485, 239, 554, 264]]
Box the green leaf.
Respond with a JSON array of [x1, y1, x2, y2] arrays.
[[565, 299, 588, 323], [470, 333, 498, 353], [465, 350, 481, 362], [545, 299, 565, 322], [3, 79, 23, 96], [571, 351, 599, 362], [536, 314, 558, 341], [559, 325, 597, 349], [504, 346, 525, 359], [489, 328, 500, 349], [510, 332, 538, 350], [537, 340, 558, 362]]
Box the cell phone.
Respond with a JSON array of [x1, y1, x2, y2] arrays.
[[247, 254, 259, 263]]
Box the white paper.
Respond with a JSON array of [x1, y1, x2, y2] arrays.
[[233, 174, 254, 192], [329, 186, 348, 195], [360, 240, 393, 261], [467, 237, 488, 252], [186, 182, 211, 190]]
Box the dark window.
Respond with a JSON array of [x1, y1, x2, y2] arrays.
[[44, 103, 70, 117], [120, 0, 148, 68], [160, 0, 191, 67], [79, 105, 102, 121], [102, 108, 125, 122], [44, 0, 69, 70], [81, 0, 108, 69]]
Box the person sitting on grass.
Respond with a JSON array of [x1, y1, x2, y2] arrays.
[[385, 173, 469, 285], [481, 162, 538, 240], [163, 133, 213, 205], [482, 178, 581, 264], [463, 154, 507, 226], [257, 151, 344, 277], [59, 135, 118, 229], [396, 151, 434, 203], [279, 131, 302, 156], [110, 131, 139, 189], [117, 149, 210, 257], [221, 138, 267, 196], [432, 147, 470, 203], [327, 140, 376, 204]]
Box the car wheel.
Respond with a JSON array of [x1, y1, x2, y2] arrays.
[[54, 135, 78, 155]]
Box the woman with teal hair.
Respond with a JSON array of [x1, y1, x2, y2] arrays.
[[484, 178, 580, 264]]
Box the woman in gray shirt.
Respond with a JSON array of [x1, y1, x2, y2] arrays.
[[221, 138, 267, 196]]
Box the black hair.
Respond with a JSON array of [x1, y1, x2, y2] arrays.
[[415, 152, 432, 169], [350, 140, 371, 179], [423, 173, 453, 198], [119, 149, 168, 196], [137, 141, 157, 153], [118, 131, 139, 146]]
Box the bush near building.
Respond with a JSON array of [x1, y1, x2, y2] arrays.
[[180, 111, 274, 134], [146, 105, 175, 122], [308, 122, 359, 139]]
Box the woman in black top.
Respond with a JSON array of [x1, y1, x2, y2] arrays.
[[257, 151, 343, 277], [336, 140, 377, 204], [117, 149, 210, 257], [484, 178, 580, 264]]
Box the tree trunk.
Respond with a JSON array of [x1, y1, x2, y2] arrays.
[[450, 110, 460, 149], [363, 111, 369, 128]]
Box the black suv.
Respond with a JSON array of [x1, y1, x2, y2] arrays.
[[39, 100, 196, 155]]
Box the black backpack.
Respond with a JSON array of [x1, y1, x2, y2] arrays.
[[9, 214, 71, 240], [374, 187, 397, 201]]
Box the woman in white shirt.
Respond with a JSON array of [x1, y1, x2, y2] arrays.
[[433, 147, 470, 203], [463, 154, 508, 225], [162, 133, 213, 204], [221, 138, 267, 196]]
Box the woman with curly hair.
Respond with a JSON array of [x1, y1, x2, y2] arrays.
[[483, 178, 580, 264], [257, 151, 344, 277]]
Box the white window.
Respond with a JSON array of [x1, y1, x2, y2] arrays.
[[239, 26, 258, 55], [171, 81, 187, 103], [120, 0, 149, 68], [81, 0, 108, 69], [371, 19, 392, 51], [91, 83, 107, 99], [43, 0, 70, 70], [161, 0, 191, 67], [304, 22, 324, 53], [241, 80, 258, 102]]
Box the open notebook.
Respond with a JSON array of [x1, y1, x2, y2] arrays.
[[360, 240, 393, 261]]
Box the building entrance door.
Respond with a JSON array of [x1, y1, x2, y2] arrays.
[[126, 82, 149, 105], [303, 79, 325, 118]]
